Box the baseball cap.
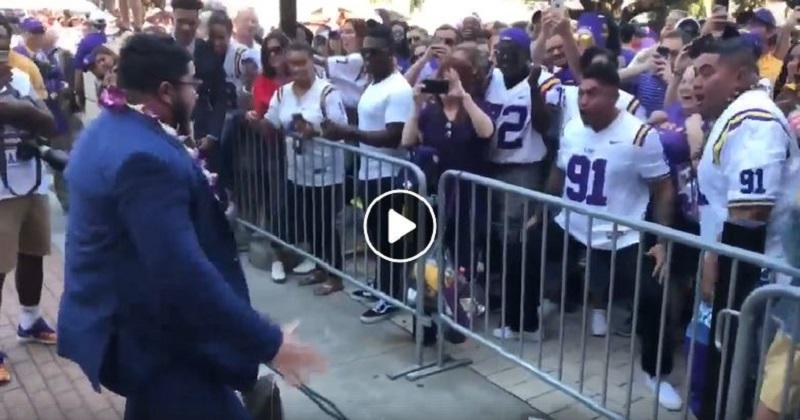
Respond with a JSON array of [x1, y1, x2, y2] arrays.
[[498, 28, 531, 52], [20, 18, 45, 35], [750, 8, 776, 28]]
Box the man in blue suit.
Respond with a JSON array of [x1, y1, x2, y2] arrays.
[[58, 34, 325, 419]]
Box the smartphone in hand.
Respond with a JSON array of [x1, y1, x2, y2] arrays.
[[421, 79, 450, 95]]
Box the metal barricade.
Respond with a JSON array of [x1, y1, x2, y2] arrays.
[[726, 285, 800, 420], [426, 169, 800, 420], [228, 119, 433, 376]]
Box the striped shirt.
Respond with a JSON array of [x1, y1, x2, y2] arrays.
[[633, 71, 667, 117]]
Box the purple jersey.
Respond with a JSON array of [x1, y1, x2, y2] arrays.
[[656, 103, 702, 221]]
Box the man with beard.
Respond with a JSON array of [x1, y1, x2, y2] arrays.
[[58, 34, 325, 418]]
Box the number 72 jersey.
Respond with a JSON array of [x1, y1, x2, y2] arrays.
[[554, 112, 671, 250], [485, 67, 562, 164]]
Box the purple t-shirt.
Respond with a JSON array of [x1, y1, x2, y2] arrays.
[[656, 103, 701, 221], [418, 100, 492, 175]]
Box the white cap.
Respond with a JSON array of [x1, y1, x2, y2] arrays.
[[88, 10, 106, 24]]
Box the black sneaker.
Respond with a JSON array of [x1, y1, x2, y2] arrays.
[[360, 300, 399, 324], [350, 289, 378, 304]]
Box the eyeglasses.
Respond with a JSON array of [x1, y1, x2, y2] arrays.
[[174, 78, 203, 89], [268, 46, 283, 55]]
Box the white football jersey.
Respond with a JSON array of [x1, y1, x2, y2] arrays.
[[485, 67, 562, 164], [554, 111, 670, 250], [326, 53, 369, 109], [560, 85, 646, 135], [697, 89, 800, 266], [223, 43, 250, 92]]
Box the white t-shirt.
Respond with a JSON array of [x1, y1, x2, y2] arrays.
[[1, 69, 48, 200], [554, 111, 670, 250], [560, 85, 646, 135], [357, 71, 413, 181], [81, 71, 102, 125], [697, 89, 800, 266], [265, 78, 349, 187], [485, 68, 563, 164], [326, 53, 369, 109]]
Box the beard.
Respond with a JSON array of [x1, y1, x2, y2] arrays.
[[172, 97, 193, 137]]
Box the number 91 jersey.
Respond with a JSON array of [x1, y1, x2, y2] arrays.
[[697, 90, 800, 262], [554, 111, 670, 250], [485, 67, 562, 164]]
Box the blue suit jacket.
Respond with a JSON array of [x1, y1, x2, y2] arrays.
[[58, 109, 282, 396]]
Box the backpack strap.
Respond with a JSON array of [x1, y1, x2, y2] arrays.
[[319, 84, 335, 120]]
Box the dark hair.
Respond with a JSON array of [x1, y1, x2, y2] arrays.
[[435, 24, 461, 44], [582, 60, 620, 87], [603, 15, 621, 56], [118, 34, 192, 93], [692, 34, 759, 74], [0, 16, 12, 40], [619, 22, 636, 44], [296, 23, 313, 44], [170, 0, 203, 11], [365, 22, 394, 49], [89, 45, 116, 71], [391, 20, 411, 59], [775, 43, 800, 96], [580, 46, 619, 72], [286, 40, 316, 58], [260, 30, 289, 78], [511, 21, 528, 31], [207, 10, 233, 34], [344, 18, 368, 40]]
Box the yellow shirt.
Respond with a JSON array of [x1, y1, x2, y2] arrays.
[[9, 50, 47, 99], [759, 54, 783, 86]]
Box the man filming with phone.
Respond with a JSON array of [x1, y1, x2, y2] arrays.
[[621, 29, 691, 116], [0, 15, 58, 386], [405, 24, 460, 85]]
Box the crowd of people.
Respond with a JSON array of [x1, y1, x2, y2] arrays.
[[1, 0, 800, 418]]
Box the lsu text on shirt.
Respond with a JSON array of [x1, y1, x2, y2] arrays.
[[554, 111, 670, 250], [265, 77, 349, 187], [485, 67, 562, 164], [697, 89, 800, 267], [357, 71, 414, 181], [1, 69, 48, 200]]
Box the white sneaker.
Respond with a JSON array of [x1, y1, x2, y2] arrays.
[[292, 258, 316, 274], [538, 300, 558, 321], [492, 326, 542, 342], [591, 309, 608, 337], [644, 375, 683, 411], [271, 261, 286, 283]]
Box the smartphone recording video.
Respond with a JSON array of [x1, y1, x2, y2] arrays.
[[421, 79, 450, 95]]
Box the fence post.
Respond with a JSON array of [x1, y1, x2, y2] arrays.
[[701, 220, 767, 419]]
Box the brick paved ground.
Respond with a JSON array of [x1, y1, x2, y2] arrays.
[[0, 251, 124, 420]]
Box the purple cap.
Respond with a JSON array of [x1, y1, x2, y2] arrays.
[[20, 18, 45, 34], [498, 28, 531, 53], [751, 8, 776, 28]]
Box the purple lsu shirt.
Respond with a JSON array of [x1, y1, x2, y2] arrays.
[[656, 103, 701, 221]]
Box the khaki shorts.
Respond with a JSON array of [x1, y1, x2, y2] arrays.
[[760, 332, 800, 413], [0, 195, 51, 273]]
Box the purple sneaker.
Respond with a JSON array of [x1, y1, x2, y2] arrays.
[[17, 318, 57, 345]]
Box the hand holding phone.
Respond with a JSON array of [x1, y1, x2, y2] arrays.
[[421, 79, 450, 95]]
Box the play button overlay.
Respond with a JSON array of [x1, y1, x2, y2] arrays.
[[363, 190, 437, 263], [387, 209, 416, 244]]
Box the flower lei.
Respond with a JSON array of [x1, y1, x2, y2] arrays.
[[103, 91, 220, 198]]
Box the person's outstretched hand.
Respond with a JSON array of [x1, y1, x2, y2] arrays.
[[270, 321, 327, 387]]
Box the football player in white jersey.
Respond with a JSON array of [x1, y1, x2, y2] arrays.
[[692, 36, 800, 420], [496, 60, 682, 410], [485, 27, 562, 246]]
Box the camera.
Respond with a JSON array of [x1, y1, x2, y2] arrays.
[[15, 137, 69, 172]]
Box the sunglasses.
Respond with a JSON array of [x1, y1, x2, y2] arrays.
[[409, 36, 422, 43]]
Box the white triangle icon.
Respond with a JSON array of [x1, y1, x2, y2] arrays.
[[387, 209, 416, 244]]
